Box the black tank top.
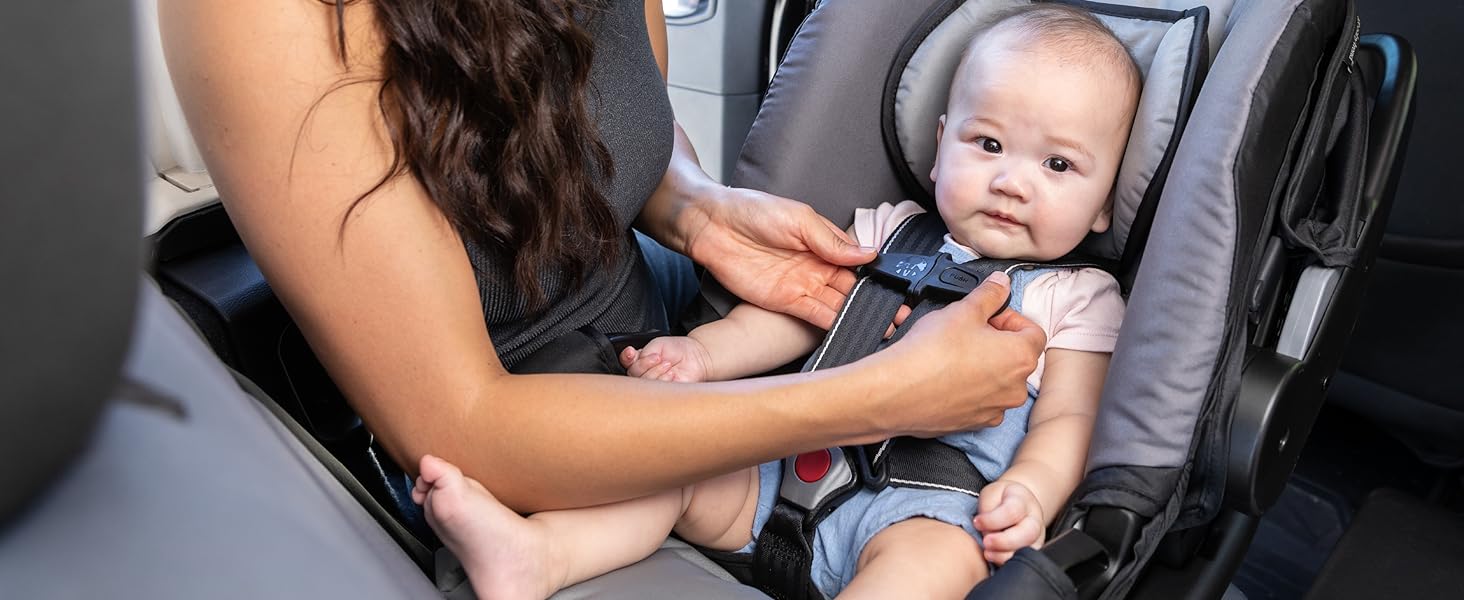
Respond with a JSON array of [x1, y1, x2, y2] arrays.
[[462, 0, 676, 369]]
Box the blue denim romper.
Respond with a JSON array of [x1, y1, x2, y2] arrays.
[[739, 240, 1052, 598]]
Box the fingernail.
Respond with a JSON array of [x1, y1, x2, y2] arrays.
[[986, 271, 1010, 286], [858, 245, 877, 253]]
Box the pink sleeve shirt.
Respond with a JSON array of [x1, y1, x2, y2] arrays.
[[851, 201, 1125, 389]]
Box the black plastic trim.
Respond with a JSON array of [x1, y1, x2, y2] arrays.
[[1224, 35, 1417, 516]]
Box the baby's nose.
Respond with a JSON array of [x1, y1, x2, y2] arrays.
[[991, 169, 1030, 200]]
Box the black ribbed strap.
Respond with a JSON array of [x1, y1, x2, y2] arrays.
[[751, 502, 825, 600], [862, 437, 989, 496], [803, 213, 948, 372], [802, 276, 907, 371], [756, 211, 1110, 598]]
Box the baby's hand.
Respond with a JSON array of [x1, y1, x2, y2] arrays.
[[619, 336, 714, 382], [973, 480, 1046, 565]]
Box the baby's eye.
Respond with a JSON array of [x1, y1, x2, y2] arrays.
[[976, 137, 1002, 154], [1043, 156, 1072, 173]]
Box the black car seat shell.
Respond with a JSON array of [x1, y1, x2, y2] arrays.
[[1329, 1, 1464, 469]]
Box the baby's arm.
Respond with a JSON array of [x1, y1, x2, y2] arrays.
[[622, 302, 824, 382], [974, 348, 1110, 564]]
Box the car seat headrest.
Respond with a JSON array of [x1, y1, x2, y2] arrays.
[[0, 2, 141, 527], [886, 0, 1211, 261]]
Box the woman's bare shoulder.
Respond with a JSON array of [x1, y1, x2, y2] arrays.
[[159, 0, 504, 451]]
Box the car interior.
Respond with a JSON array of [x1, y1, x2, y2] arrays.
[[1, 1, 1459, 599]]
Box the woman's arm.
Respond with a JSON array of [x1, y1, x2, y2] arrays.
[[160, 0, 1044, 513], [633, 2, 873, 330]]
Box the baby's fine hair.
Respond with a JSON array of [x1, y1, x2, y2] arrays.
[[968, 3, 1142, 102]]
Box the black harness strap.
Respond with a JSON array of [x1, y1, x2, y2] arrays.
[[751, 503, 824, 600], [802, 213, 946, 372], [747, 212, 1111, 599]]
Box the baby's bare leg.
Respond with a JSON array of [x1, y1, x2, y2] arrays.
[[532, 466, 760, 585], [674, 466, 762, 551], [416, 455, 759, 600], [838, 518, 989, 599]]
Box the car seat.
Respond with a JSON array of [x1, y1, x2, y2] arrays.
[[703, 0, 1416, 598]]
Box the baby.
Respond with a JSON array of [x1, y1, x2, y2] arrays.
[[413, 5, 1139, 599]]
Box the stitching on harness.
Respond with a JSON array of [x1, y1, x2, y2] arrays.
[[808, 276, 871, 371], [881, 213, 919, 253], [889, 478, 981, 498], [872, 440, 891, 464], [808, 213, 924, 372]]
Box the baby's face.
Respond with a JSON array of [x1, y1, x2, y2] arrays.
[[930, 42, 1135, 261]]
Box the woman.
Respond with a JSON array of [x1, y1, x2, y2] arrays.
[[157, 0, 1043, 526]]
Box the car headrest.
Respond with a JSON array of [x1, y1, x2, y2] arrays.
[[0, 2, 142, 526], [886, 0, 1211, 261]]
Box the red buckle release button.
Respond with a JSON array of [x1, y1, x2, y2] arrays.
[[794, 449, 833, 483]]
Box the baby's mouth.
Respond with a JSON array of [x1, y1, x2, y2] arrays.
[[981, 211, 1023, 228]]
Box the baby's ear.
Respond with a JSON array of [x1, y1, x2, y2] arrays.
[[1091, 201, 1113, 234], [930, 114, 947, 182]]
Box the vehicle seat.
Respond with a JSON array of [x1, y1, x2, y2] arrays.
[[1304, 489, 1464, 599], [0, 3, 434, 597]]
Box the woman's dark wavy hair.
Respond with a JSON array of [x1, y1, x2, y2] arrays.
[[327, 0, 618, 310]]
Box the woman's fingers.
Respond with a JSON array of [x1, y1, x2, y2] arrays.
[[952, 271, 1012, 321], [791, 294, 839, 332], [798, 206, 875, 267], [893, 304, 912, 327], [989, 307, 1047, 352], [827, 264, 860, 296], [877, 270, 1047, 436]]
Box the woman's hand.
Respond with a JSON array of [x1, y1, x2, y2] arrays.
[[680, 186, 876, 330], [874, 272, 1047, 437]]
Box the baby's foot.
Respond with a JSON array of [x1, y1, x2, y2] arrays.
[[414, 455, 562, 600]]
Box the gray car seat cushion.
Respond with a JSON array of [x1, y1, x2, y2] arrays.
[[1091, 0, 1302, 475], [892, 0, 1210, 259], [551, 538, 765, 600], [434, 537, 760, 599]]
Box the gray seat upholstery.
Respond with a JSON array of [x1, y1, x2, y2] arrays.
[[1, 278, 769, 599], [0, 281, 440, 599], [0, 0, 769, 595]]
